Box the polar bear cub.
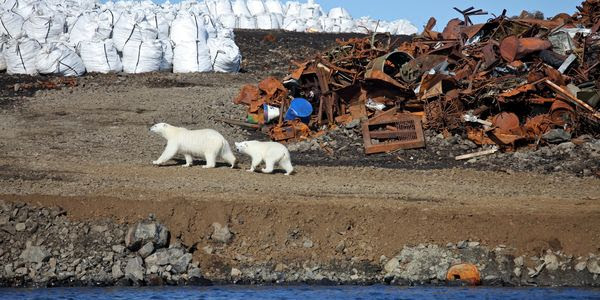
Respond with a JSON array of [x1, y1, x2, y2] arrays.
[[150, 123, 236, 168], [235, 141, 293, 175]]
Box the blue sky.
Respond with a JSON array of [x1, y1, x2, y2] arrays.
[[143, 0, 582, 29]]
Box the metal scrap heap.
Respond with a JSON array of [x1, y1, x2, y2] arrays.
[[233, 0, 600, 155]]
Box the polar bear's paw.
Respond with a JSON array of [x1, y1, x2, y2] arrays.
[[202, 165, 215, 169], [246, 169, 254, 172], [152, 160, 161, 166]]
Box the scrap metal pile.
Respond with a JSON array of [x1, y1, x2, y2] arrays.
[[233, 0, 600, 155]]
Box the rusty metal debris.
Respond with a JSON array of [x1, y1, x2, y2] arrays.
[[232, 0, 600, 154]]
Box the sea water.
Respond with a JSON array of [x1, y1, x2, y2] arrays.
[[2, 285, 600, 300]]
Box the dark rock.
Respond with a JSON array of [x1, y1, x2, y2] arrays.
[[124, 256, 145, 282], [146, 274, 164, 286], [543, 129, 572, 144], [1, 225, 16, 235], [20, 246, 50, 263], [125, 222, 169, 251]]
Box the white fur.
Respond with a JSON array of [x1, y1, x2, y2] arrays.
[[235, 141, 294, 175], [150, 123, 236, 168]]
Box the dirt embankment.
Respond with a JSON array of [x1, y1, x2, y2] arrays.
[[0, 30, 599, 287]]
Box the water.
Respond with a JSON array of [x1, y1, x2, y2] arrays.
[[1, 285, 599, 300]]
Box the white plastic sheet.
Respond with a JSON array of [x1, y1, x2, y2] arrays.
[[4, 38, 41, 75], [78, 39, 123, 73], [122, 39, 163, 73], [36, 43, 86, 76], [173, 40, 212, 73]]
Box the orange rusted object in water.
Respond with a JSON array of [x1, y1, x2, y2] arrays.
[[446, 264, 481, 285]]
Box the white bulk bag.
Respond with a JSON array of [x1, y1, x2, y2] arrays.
[[146, 12, 171, 40], [214, 0, 233, 17], [218, 14, 237, 29], [23, 10, 66, 43], [328, 7, 351, 19], [339, 18, 355, 33], [246, 0, 266, 16], [173, 40, 211, 73], [264, 0, 284, 15], [284, 2, 301, 18], [391, 20, 419, 35], [12, 1, 35, 19], [237, 15, 256, 29], [0, 10, 25, 39], [4, 38, 41, 75], [69, 12, 113, 46], [282, 17, 305, 32], [256, 13, 278, 30], [305, 19, 322, 32], [208, 37, 240, 73], [113, 12, 158, 52], [300, 4, 322, 20], [0, 38, 7, 71], [159, 39, 173, 71], [122, 39, 163, 73], [170, 12, 208, 45], [78, 39, 122, 73], [231, 0, 251, 17], [35, 43, 85, 76]]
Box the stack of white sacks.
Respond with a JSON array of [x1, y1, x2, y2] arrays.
[[0, 0, 417, 77], [0, 0, 242, 76]]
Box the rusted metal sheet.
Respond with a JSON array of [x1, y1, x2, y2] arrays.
[[500, 36, 553, 62], [362, 112, 425, 154]]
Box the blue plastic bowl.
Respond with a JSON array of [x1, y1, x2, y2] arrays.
[[284, 98, 313, 124]]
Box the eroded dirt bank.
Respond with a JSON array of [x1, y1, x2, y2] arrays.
[[0, 31, 599, 287]]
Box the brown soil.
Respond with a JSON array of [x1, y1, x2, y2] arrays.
[[0, 31, 599, 275]]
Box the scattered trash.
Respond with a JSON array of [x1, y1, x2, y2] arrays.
[[231, 0, 600, 155]]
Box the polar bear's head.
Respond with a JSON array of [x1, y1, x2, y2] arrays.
[[234, 141, 249, 153], [150, 123, 170, 136]]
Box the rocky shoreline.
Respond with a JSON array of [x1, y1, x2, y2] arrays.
[[1, 200, 599, 288]]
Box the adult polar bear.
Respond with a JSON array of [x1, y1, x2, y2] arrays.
[[150, 123, 236, 168]]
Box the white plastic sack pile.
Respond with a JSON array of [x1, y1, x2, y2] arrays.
[[3, 38, 41, 75], [78, 39, 123, 73], [36, 43, 86, 76], [122, 39, 163, 73]]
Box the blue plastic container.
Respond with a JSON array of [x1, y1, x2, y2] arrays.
[[284, 98, 313, 124]]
